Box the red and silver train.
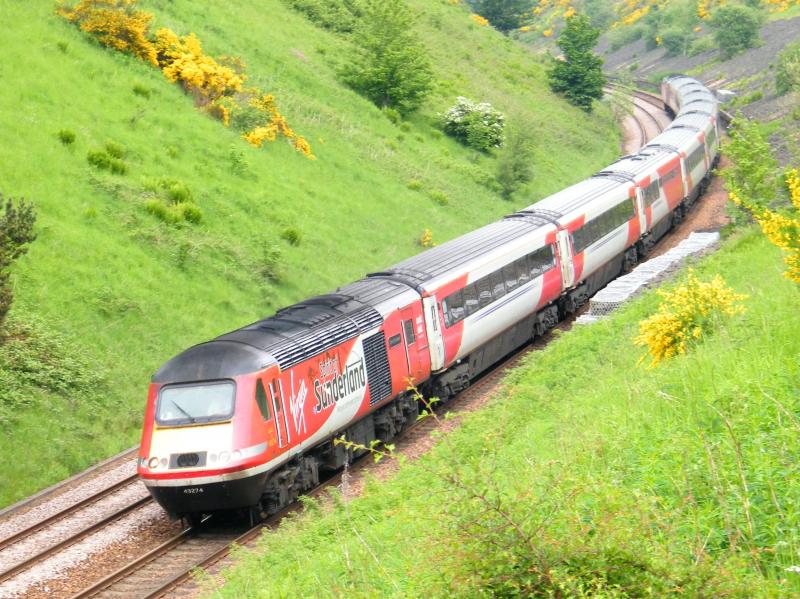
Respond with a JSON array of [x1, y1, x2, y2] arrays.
[[138, 75, 720, 521]]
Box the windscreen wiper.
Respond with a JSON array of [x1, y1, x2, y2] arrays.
[[171, 400, 197, 424]]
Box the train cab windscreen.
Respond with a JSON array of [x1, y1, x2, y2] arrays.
[[156, 380, 235, 425]]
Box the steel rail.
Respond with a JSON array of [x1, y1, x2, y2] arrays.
[[0, 495, 152, 584], [0, 474, 140, 552]]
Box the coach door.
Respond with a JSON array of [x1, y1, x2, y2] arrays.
[[556, 229, 575, 289], [269, 379, 289, 448], [400, 307, 425, 384], [634, 187, 648, 234], [423, 296, 445, 372]]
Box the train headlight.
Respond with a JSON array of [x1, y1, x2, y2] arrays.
[[148, 456, 159, 469], [232, 450, 242, 461], [219, 451, 230, 463]]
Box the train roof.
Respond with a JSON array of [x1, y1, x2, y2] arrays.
[[671, 111, 714, 130], [600, 146, 678, 180], [645, 125, 702, 152], [369, 217, 552, 290], [520, 176, 624, 218], [153, 278, 412, 381]]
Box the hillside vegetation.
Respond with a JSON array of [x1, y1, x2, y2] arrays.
[[208, 230, 800, 597], [0, 0, 619, 506]]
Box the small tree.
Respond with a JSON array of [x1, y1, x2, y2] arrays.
[[496, 125, 534, 199], [709, 4, 761, 60], [776, 40, 800, 96], [469, 0, 533, 33], [547, 14, 605, 112], [0, 196, 37, 335], [340, 0, 433, 115]]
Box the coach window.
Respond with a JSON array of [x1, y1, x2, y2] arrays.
[[403, 319, 416, 345], [477, 277, 493, 309], [642, 180, 660, 206], [255, 379, 271, 422], [490, 271, 506, 301], [463, 284, 479, 317], [529, 245, 555, 278], [516, 257, 530, 286], [443, 290, 465, 327], [502, 263, 518, 293]]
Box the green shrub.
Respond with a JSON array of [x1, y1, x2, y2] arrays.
[[710, 5, 762, 60], [260, 242, 283, 282], [281, 227, 302, 245], [144, 198, 180, 224], [176, 201, 203, 223], [165, 180, 193, 204], [104, 141, 125, 159], [496, 125, 534, 200], [776, 40, 800, 96], [428, 190, 449, 206], [608, 23, 645, 51], [442, 96, 505, 152], [58, 129, 76, 145], [0, 315, 104, 422], [132, 83, 151, 98], [660, 27, 690, 56], [0, 196, 36, 334], [108, 158, 127, 175], [406, 178, 423, 191], [689, 35, 716, 57], [87, 150, 111, 170], [281, 0, 363, 33]]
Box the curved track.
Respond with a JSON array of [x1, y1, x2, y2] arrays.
[[0, 85, 701, 599]]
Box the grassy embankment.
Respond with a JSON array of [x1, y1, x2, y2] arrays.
[[0, 0, 620, 506], [209, 230, 800, 597]]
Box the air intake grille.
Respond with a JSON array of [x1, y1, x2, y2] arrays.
[[362, 332, 392, 405], [349, 306, 383, 332], [270, 316, 359, 370]]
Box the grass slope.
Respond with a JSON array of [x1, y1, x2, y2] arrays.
[[0, 0, 619, 506], [209, 230, 800, 597]]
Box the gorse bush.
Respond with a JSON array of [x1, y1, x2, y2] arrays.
[[729, 172, 800, 283], [720, 118, 800, 282], [635, 270, 746, 366], [58, 0, 157, 65], [417, 228, 435, 247], [59, 0, 313, 158], [0, 196, 37, 335], [442, 96, 505, 151]]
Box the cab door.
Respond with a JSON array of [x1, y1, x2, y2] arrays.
[[423, 296, 445, 371], [269, 380, 290, 448]]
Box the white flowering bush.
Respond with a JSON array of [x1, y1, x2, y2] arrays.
[[442, 96, 505, 151]]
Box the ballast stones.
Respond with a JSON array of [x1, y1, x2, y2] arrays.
[[576, 231, 721, 324]]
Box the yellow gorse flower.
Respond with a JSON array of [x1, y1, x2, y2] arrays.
[[470, 14, 490, 26], [728, 170, 800, 283], [58, 0, 313, 159], [635, 271, 747, 366]]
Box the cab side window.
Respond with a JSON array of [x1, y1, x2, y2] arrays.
[[255, 379, 271, 421]]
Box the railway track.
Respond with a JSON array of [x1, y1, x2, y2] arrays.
[[0, 84, 692, 599], [66, 342, 533, 599]]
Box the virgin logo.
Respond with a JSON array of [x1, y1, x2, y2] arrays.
[[289, 370, 308, 436]]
